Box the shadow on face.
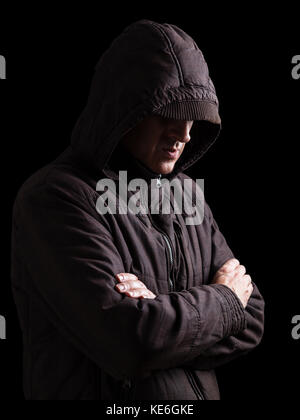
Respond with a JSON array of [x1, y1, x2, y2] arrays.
[[121, 115, 194, 174]]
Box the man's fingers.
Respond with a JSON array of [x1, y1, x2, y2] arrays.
[[234, 264, 246, 277], [244, 274, 252, 286], [115, 273, 156, 299], [125, 288, 156, 299], [115, 283, 156, 299], [218, 258, 240, 273], [116, 273, 139, 282], [115, 279, 147, 292]]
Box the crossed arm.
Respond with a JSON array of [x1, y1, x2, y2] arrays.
[[115, 258, 253, 309], [114, 258, 263, 371], [18, 183, 264, 378]]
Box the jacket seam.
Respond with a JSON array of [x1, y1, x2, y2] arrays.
[[148, 22, 184, 86], [160, 97, 217, 106], [184, 82, 214, 89], [178, 293, 202, 363], [158, 86, 218, 105]]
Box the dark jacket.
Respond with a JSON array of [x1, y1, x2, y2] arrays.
[[11, 20, 264, 400]]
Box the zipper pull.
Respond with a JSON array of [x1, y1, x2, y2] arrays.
[[156, 174, 162, 188]]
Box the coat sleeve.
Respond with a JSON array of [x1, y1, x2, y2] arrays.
[[182, 284, 265, 370], [182, 204, 265, 370], [16, 182, 249, 380]]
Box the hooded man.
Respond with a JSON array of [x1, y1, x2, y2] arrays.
[[11, 20, 264, 400]]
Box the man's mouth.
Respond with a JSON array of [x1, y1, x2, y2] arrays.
[[161, 146, 181, 160]]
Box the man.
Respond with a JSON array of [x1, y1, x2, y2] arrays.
[[11, 20, 264, 400]]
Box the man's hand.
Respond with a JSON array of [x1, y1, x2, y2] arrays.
[[212, 258, 253, 308], [115, 273, 156, 299]]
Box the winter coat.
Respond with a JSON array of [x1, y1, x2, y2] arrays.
[[11, 20, 264, 400]]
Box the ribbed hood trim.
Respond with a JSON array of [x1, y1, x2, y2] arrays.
[[153, 100, 221, 124]]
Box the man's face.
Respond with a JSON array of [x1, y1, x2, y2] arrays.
[[121, 115, 193, 174]]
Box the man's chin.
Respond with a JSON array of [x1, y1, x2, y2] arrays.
[[155, 161, 176, 175]]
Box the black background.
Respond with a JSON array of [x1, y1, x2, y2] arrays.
[[1, 6, 299, 401]]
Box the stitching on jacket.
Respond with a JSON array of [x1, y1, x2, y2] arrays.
[[148, 22, 184, 86], [151, 86, 218, 113], [178, 292, 202, 362], [184, 82, 216, 91], [211, 285, 236, 336], [161, 98, 217, 106]]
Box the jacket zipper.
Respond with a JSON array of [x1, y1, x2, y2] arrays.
[[121, 176, 174, 396], [147, 211, 175, 292], [184, 368, 205, 400], [145, 174, 175, 292], [140, 177, 202, 399], [161, 233, 175, 292], [122, 378, 132, 401]]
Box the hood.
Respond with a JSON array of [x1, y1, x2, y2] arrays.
[[70, 19, 221, 178]]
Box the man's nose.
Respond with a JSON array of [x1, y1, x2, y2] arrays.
[[167, 121, 192, 144]]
